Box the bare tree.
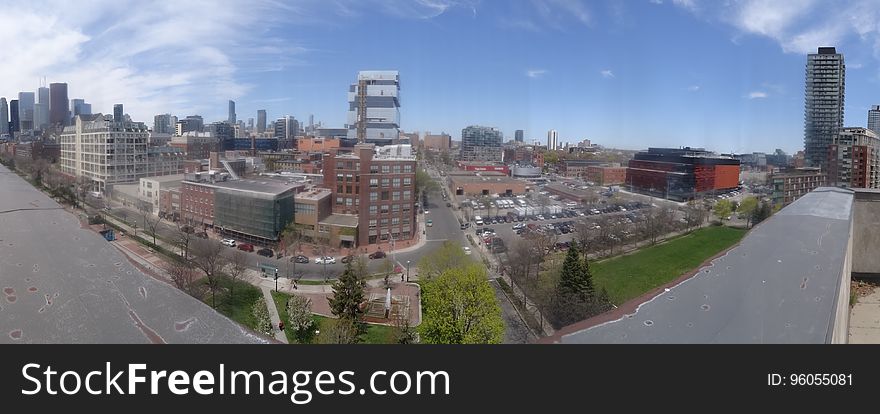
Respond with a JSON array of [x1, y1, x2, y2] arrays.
[[226, 250, 248, 305], [190, 239, 228, 308], [142, 210, 164, 246], [163, 259, 202, 297]]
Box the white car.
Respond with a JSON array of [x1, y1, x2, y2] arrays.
[[463, 247, 472, 255], [315, 256, 336, 265], [221, 239, 236, 247]]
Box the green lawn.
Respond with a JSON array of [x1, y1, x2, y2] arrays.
[[592, 226, 747, 305], [200, 277, 263, 330], [271, 290, 395, 344]]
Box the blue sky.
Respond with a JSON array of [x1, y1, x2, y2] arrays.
[[3, 0, 880, 154]]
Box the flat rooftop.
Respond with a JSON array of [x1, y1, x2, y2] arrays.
[[295, 187, 331, 201], [0, 165, 267, 344], [556, 187, 854, 344], [320, 214, 359, 228], [448, 173, 522, 184], [204, 178, 303, 195]]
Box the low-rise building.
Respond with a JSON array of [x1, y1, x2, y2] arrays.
[[457, 161, 510, 175], [423, 133, 452, 152], [770, 168, 828, 206], [586, 166, 627, 186], [559, 159, 610, 178], [447, 171, 529, 196], [139, 174, 184, 215], [170, 132, 220, 159]]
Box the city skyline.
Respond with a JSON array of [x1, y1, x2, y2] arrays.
[[3, 1, 880, 153]]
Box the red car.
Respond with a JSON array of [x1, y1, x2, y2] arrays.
[[369, 251, 387, 259], [237, 243, 254, 252]]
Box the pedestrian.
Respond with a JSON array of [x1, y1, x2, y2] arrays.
[[278, 321, 284, 331]]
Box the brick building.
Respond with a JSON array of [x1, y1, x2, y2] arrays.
[[586, 166, 627, 186], [322, 144, 417, 246], [447, 171, 529, 196], [828, 127, 880, 189], [770, 168, 827, 206]]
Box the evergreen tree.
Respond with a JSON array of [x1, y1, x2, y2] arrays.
[[557, 242, 593, 302], [328, 261, 366, 321]]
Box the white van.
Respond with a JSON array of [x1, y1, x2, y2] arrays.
[[474, 216, 484, 226]]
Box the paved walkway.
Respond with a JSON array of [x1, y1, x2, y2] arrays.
[[850, 286, 880, 343], [260, 286, 289, 344]]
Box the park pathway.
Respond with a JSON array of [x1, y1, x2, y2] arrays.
[[260, 286, 289, 344]]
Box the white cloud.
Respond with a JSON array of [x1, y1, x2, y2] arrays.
[[686, 85, 701, 92], [0, 0, 310, 123], [671, 0, 880, 56], [527, 69, 548, 78], [747, 91, 768, 99], [601, 70, 615, 78], [649, 0, 663, 4], [498, 0, 592, 32]]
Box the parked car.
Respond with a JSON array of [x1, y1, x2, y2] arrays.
[[340, 255, 354, 263], [369, 251, 387, 259], [315, 256, 336, 265], [460, 222, 470, 230], [426, 219, 433, 227], [463, 246, 472, 255], [237, 243, 254, 252], [221, 238, 236, 247], [446, 202, 452, 208], [292, 255, 309, 264], [257, 248, 274, 258]]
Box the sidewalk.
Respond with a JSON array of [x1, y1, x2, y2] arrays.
[[260, 286, 289, 344]]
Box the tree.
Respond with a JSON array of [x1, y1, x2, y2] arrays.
[[226, 250, 248, 305], [286, 294, 315, 338], [392, 313, 418, 344], [141, 210, 163, 246], [163, 258, 201, 297], [417, 240, 471, 280], [752, 201, 773, 225], [252, 299, 274, 337], [328, 261, 367, 321], [190, 239, 227, 308], [415, 169, 439, 207], [737, 197, 759, 228], [419, 264, 504, 344], [713, 200, 734, 224], [316, 318, 360, 344], [556, 242, 594, 301]]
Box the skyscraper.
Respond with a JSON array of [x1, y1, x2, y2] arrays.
[[18, 92, 35, 131], [308, 114, 314, 134], [247, 118, 254, 131], [35, 87, 49, 130], [10, 100, 20, 133], [547, 129, 558, 150], [70, 99, 91, 119], [868, 105, 880, 136], [0, 98, 8, 135], [515, 130, 524, 143], [113, 104, 124, 122], [274, 116, 298, 140], [804, 47, 845, 170], [153, 114, 173, 134], [257, 110, 266, 133], [228, 100, 236, 124], [49, 83, 69, 127], [346, 70, 400, 145]]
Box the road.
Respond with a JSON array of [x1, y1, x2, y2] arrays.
[[92, 183, 465, 281]]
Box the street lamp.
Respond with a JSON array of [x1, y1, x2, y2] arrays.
[[274, 269, 279, 292], [406, 260, 411, 282]]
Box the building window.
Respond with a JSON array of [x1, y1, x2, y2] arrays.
[[381, 205, 390, 214], [381, 178, 390, 187], [393, 178, 401, 188], [370, 178, 378, 188], [381, 191, 390, 201], [370, 165, 379, 173], [392, 217, 400, 225], [319, 225, 330, 233], [392, 204, 400, 213], [393, 192, 401, 201], [393, 165, 401, 173], [369, 220, 377, 229], [380, 218, 389, 226], [336, 196, 344, 205], [369, 205, 378, 214], [403, 165, 413, 173], [382, 165, 390, 173], [345, 198, 353, 206], [403, 190, 411, 200], [370, 192, 378, 202], [403, 204, 411, 212], [404, 177, 412, 186]]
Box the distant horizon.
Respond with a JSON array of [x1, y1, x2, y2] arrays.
[[3, 1, 880, 154]]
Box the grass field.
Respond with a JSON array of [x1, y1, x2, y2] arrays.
[[592, 226, 747, 305], [271, 290, 394, 344], [200, 277, 264, 330]]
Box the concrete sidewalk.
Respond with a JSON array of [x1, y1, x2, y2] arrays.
[[260, 286, 289, 344]]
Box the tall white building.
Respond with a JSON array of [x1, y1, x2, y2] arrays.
[[60, 115, 151, 193], [547, 129, 558, 150], [346, 70, 400, 145], [868, 105, 880, 136], [804, 47, 845, 170]]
